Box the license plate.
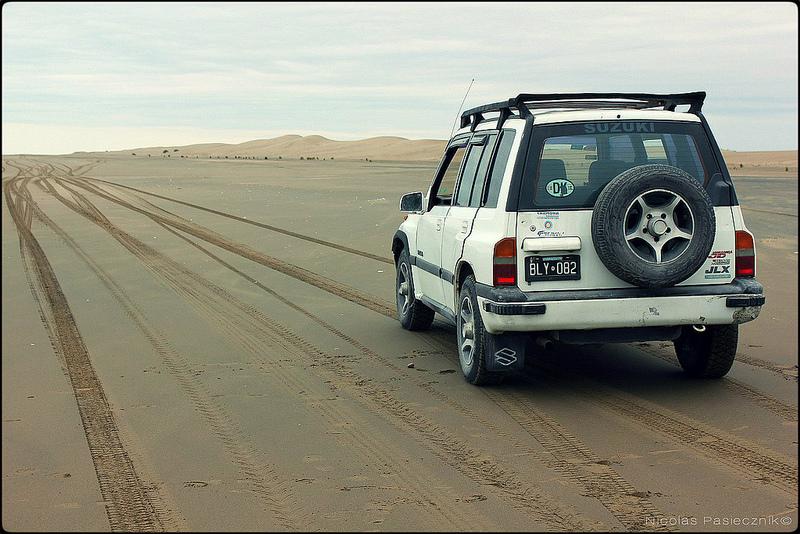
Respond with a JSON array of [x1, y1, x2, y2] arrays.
[[525, 255, 581, 282]]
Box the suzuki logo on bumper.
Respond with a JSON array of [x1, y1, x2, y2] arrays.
[[495, 348, 518, 366]]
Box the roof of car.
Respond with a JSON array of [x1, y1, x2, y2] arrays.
[[456, 108, 700, 137], [458, 92, 706, 133]]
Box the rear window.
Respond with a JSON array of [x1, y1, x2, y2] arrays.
[[525, 121, 720, 209]]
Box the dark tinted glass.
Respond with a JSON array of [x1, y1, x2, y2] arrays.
[[484, 131, 516, 208], [454, 143, 485, 207], [469, 134, 498, 207], [529, 122, 718, 209]]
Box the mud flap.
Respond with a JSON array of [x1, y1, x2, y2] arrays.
[[484, 332, 527, 372]]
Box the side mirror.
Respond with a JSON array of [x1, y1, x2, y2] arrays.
[[399, 191, 424, 214]]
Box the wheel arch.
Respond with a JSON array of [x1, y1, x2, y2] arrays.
[[454, 260, 475, 307], [392, 230, 409, 265]]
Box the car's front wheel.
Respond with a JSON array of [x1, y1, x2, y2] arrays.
[[674, 324, 738, 378], [396, 249, 435, 331]]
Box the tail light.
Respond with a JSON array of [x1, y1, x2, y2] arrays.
[[735, 230, 756, 277], [493, 238, 516, 286]]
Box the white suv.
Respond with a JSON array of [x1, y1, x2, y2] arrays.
[[392, 92, 765, 385]]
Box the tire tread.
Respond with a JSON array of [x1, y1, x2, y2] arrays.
[[460, 277, 504, 386], [397, 249, 435, 331], [675, 324, 738, 378]]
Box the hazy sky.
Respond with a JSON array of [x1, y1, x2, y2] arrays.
[[2, 2, 797, 153]]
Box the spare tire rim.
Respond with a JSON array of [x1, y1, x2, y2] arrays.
[[624, 189, 695, 264]]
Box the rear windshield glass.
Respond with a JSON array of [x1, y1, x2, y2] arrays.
[[527, 121, 720, 209]]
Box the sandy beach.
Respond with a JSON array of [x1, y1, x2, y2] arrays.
[[2, 152, 796, 531]]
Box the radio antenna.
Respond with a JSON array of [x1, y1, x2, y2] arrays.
[[449, 77, 475, 138]]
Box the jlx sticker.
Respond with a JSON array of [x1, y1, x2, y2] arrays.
[[545, 179, 574, 198]]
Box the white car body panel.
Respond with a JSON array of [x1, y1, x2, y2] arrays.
[[531, 109, 700, 125], [412, 205, 448, 304], [440, 204, 476, 305], [478, 294, 761, 334]]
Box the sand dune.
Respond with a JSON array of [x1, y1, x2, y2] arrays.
[[92, 135, 447, 161], [721, 149, 797, 176], [78, 135, 796, 176]]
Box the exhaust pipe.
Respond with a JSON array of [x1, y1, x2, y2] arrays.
[[535, 336, 554, 350], [692, 324, 707, 333]]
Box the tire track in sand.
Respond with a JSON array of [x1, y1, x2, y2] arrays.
[[57, 165, 797, 519], [81, 175, 393, 264], [635, 343, 797, 423], [58, 169, 672, 531], [3, 174, 169, 531], [50, 170, 483, 530], [406, 320, 798, 497], [42, 169, 593, 531], [21, 185, 299, 531], [523, 363, 797, 495], [63, 175, 397, 318], [36, 169, 536, 531], [737, 354, 798, 382], [151, 222, 490, 531], [159, 220, 674, 532], [489, 389, 673, 531]]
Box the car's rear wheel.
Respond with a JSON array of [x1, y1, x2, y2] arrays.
[[457, 276, 504, 385], [674, 324, 738, 378], [396, 248, 434, 330]]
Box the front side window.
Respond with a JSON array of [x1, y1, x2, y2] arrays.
[[526, 121, 719, 209], [433, 145, 466, 205]]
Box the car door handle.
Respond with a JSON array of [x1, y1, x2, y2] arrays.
[[461, 220, 469, 233], [436, 219, 442, 231]]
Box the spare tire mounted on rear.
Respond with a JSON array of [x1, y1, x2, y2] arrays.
[[592, 164, 716, 289]]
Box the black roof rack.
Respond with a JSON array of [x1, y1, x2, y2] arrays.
[[459, 91, 706, 130]]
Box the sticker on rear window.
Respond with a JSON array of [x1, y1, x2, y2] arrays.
[[545, 179, 574, 198]]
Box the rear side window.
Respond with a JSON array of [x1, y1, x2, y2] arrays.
[[454, 143, 485, 207], [454, 134, 498, 207], [470, 134, 498, 207], [525, 121, 720, 209], [483, 131, 516, 208]]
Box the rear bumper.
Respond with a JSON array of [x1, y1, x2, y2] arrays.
[[476, 278, 764, 334]]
